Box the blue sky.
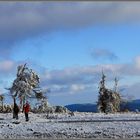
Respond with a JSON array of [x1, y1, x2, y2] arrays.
[[1, 2, 140, 105], [12, 24, 140, 67]]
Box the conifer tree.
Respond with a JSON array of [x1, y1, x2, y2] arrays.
[[98, 72, 121, 113]]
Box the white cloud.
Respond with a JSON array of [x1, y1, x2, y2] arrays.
[[70, 84, 86, 93], [39, 55, 140, 99], [0, 60, 14, 72], [91, 48, 118, 61], [134, 56, 140, 70]]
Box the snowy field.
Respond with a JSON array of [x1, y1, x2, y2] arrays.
[[0, 112, 140, 139]]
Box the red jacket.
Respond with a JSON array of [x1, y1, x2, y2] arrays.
[[23, 103, 30, 113]]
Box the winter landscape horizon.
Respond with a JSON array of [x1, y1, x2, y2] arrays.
[[0, 1, 140, 139], [1, 1, 140, 106]]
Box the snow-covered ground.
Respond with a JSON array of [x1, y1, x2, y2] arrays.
[[0, 112, 140, 139]]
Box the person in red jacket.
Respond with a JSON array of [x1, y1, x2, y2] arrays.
[[23, 101, 30, 121]]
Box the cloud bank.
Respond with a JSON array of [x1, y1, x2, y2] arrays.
[[38, 55, 140, 99], [0, 2, 140, 56], [0, 54, 140, 104]]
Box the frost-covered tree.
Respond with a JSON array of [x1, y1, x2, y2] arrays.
[[0, 95, 4, 111], [7, 63, 48, 108], [97, 72, 121, 113]]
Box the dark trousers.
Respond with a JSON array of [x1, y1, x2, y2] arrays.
[[25, 113, 29, 121], [13, 112, 18, 120]]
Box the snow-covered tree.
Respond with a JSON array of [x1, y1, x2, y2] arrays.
[[0, 95, 4, 111], [97, 72, 121, 113], [7, 63, 48, 108]]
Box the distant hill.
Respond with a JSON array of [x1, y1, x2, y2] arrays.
[[65, 103, 97, 112], [65, 99, 140, 112]]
